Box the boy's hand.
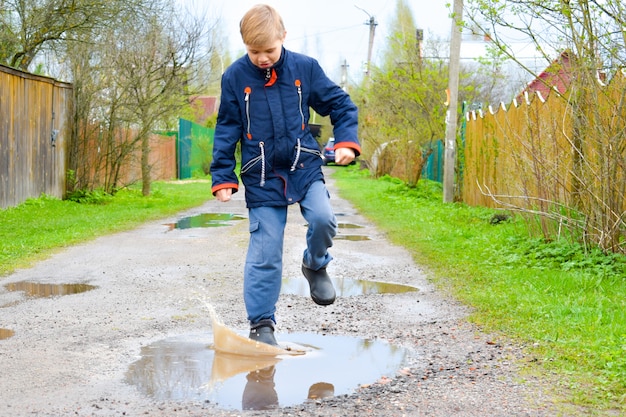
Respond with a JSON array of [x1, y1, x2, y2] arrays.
[[334, 147, 356, 165], [215, 188, 233, 202]]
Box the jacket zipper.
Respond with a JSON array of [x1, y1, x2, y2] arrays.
[[295, 80, 305, 131], [290, 80, 306, 171], [244, 86, 252, 139]]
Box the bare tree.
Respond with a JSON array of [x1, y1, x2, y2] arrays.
[[0, 0, 115, 71], [112, 5, 207, 195], [62, 1, 216, 195]]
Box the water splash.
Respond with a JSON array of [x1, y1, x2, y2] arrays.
[[194, 295, 304, 357]]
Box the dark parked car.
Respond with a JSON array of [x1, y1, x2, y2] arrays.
[[322, 137, 335, 165]]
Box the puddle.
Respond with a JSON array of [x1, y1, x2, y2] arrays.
[[334, 235, 371, 241], [4, 282, 97, 298], [304, 222, 363, 230], [338, 222, 364, 229], [0, 329, 14, 340], [125, 332, 412, 411], [304, 222, 371, 240], [166, 213, 246, 230], [281, 277, 418, 297]]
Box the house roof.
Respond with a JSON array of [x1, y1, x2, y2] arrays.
[[517, 50, 572, 102]]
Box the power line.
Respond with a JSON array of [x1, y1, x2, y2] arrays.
[[287, 24, 363, 42]]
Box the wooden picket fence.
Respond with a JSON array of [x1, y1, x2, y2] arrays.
[[463, 71, 626, 248], [463, 91, 571, 209], [0, 65, 73, 208]]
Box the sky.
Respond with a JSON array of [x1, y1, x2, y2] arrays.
[[175, 0, 549, 94], [177, 0, 459, 84]]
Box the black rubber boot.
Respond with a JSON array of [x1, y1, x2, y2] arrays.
[[301, 263, 336, 306], [249, 319, 278, 346]]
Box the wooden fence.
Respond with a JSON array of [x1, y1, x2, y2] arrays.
[[75, 124, 177, 190], [463, 71, 626, 233], [0, 65, 214, 208], [463, 93, 571, 209], [76, 118, 213, 189], [0, 65, 73, 208]]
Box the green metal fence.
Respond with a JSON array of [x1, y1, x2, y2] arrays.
[[177, 119, 215, 179], [421, 140, 443, 182]]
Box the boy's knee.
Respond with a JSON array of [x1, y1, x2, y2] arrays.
[[309, 214, 337, 234]]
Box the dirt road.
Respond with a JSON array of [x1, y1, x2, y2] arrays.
[[0, 172, 560, 416]]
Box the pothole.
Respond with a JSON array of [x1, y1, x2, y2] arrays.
[[125, 332, 413, 411], [166, 213, 246, 230], [4, 282, 97, 298], [281, 277, 418, 297]]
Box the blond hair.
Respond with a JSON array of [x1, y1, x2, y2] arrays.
[[240, 4, 285, 46]]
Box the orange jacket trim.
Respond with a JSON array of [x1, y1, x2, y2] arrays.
[[335, 142, 362, 156], [211, 183, 239, 196]]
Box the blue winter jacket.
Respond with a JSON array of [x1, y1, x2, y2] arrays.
[[210, 48, 360, 208]]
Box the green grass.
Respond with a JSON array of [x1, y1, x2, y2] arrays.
[[331, 166, 626, 415], [0, 181, 214, 275]]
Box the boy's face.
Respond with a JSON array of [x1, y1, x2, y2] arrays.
[[246, 35, 285, 69]]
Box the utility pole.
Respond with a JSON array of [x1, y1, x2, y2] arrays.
[[355, 6, 377, 78], [340, 59, 349, 90], [443, 0, 463, 203], [416, 29, 424, 66]]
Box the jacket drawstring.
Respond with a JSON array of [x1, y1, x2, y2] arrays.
[[290, 138, 301, 172], [244, 87, 252, 139], [259, 141, 266, 187]]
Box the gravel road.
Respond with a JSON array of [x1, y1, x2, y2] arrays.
[[0, 171, 568, 416]]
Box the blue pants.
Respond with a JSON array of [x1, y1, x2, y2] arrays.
[[244, 180, 337, 324]]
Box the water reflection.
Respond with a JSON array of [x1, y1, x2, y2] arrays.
[[334, 235, 371, 241], [281, 277, 418, 297], [125, 332, 411, 411], [166, 213, 246, 230], [337, 223, 364, 229], [241, 367, 333, 411], [242, 365, 279, 410]]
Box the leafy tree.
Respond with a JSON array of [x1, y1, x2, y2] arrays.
[[358, 0, 509, 187], [356, 0, 442, 187]]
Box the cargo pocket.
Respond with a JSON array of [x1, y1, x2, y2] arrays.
[[246, 220, 263, 263]]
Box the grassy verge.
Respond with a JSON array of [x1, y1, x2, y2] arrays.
[[331, 165, 626, 415], [0, 181, 214, 275]]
